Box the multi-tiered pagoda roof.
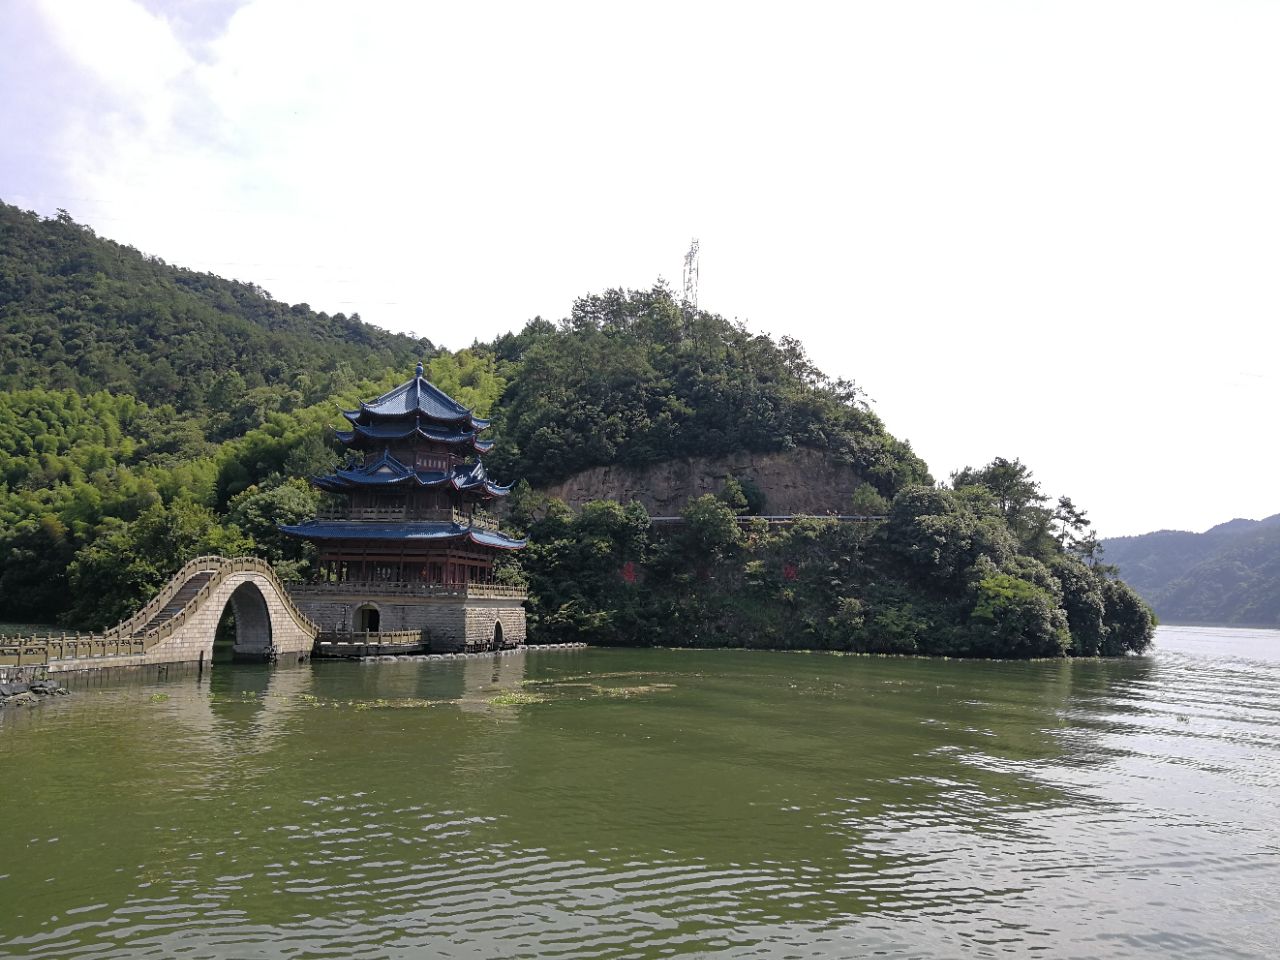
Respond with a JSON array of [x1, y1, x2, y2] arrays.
[[344, 369, 491, 427], [334, 371, 495, 453], [280, 363, 525, 554]]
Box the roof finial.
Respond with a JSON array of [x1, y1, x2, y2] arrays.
[[415, 361, 424, 378]]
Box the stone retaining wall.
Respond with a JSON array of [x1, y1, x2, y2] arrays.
[[290, 589, 526, 652]]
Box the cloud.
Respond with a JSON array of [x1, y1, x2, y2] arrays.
[[37, 0, 192, 122], [12, 0, 1280, 536]]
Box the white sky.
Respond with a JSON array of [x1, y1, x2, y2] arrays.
[[2, 0, 1278, 538]]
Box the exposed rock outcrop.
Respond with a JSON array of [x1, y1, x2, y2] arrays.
[[539, 448, 867, 516], [0, 679, 69, 708]]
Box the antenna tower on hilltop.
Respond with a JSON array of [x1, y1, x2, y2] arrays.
[[682, 238, 700, 320]]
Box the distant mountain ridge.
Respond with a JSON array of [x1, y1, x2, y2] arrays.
[[1102, 515, 1280, 627]]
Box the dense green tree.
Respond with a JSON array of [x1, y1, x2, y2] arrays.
[[63, 501, 251, 629], [1098, 577, 1156, 655], [968, 573, 1071, 658], [717, 477, 749, 514], [737, 476, 768, 516], [0, 514, 76, 621], [510, 479, 1158, 658], [952, 458, 1054, 551], [426, 350, 507, 416], [224, 479, 319, 580], [521, 499, 652, 643], [1050, 557, 1108, 656], [850, 482, 890, 517], [677, 495, 744, 562], [884, 485, 1014, 587]]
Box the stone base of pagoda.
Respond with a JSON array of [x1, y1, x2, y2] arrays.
[[285, 582, 526, 653]]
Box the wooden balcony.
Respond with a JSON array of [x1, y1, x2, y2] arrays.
[[314, 505, 501, 531]]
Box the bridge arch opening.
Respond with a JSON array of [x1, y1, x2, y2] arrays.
[[212, 581, 275, 662], [355, 604, 381, 632], [493, 620, 504, 648]]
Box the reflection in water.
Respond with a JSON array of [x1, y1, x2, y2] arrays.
[[204, 661, 315, 746], [458, 650, 529, 712], [1, 632, 1278, 959]]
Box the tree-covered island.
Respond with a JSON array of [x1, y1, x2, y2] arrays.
[[0, 203, 1153, 656]]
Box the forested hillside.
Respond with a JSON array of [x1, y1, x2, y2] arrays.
[[1103, 516, 1280, 626], [513, 461, 1152, 658], [0, 203, 1154, 656], [1, 202, 429, 408], [483, 288, 930, 495], [0, 202, 452, 626]]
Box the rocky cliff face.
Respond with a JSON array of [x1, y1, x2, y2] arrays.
[[539, 448, 867, 516]]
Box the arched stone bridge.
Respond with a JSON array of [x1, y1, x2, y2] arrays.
[[0, 556, 318, 675]]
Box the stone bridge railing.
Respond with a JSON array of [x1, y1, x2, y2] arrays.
[[0, 557, 319, 670], [99, 554, 227, 641], [318, 629, 425, 644], [133, 556, 319, 648], [0, 635, 148, 668]]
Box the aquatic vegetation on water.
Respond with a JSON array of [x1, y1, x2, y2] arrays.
[[209, 691, 444, 709], [352, 698, 438, 711], [522, 678, 677, 700], [488, 691, 549, 706], [594, 682, 676, 698]]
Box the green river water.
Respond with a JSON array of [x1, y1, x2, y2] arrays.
[[1, 625, 1278, 959]]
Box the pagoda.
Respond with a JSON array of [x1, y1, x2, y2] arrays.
[[280, 363, 527, 652]]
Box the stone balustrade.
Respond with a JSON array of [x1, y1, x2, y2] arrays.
[[0, 557, 319, 671], [317, 629, 425, 644], [284, 580, 527, 600], [0, 635, 149, 666]]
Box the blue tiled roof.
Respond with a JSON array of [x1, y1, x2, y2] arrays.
[[278, 520, 526, 550], [451, 458, 512, 496], [342, 367, 490, 430], [311, 449, 511, 497], [334, 420, 494, 454]]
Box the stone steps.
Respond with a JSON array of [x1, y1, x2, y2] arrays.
[[130, 571, 215, 636]]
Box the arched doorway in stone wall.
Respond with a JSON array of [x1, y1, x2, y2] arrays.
[[355, 604, 381, 632], [493, 621, 504, 649], [212, 581, 275, 662]]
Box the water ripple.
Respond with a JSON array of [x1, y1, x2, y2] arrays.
[[3, 630, 1280, 958]]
